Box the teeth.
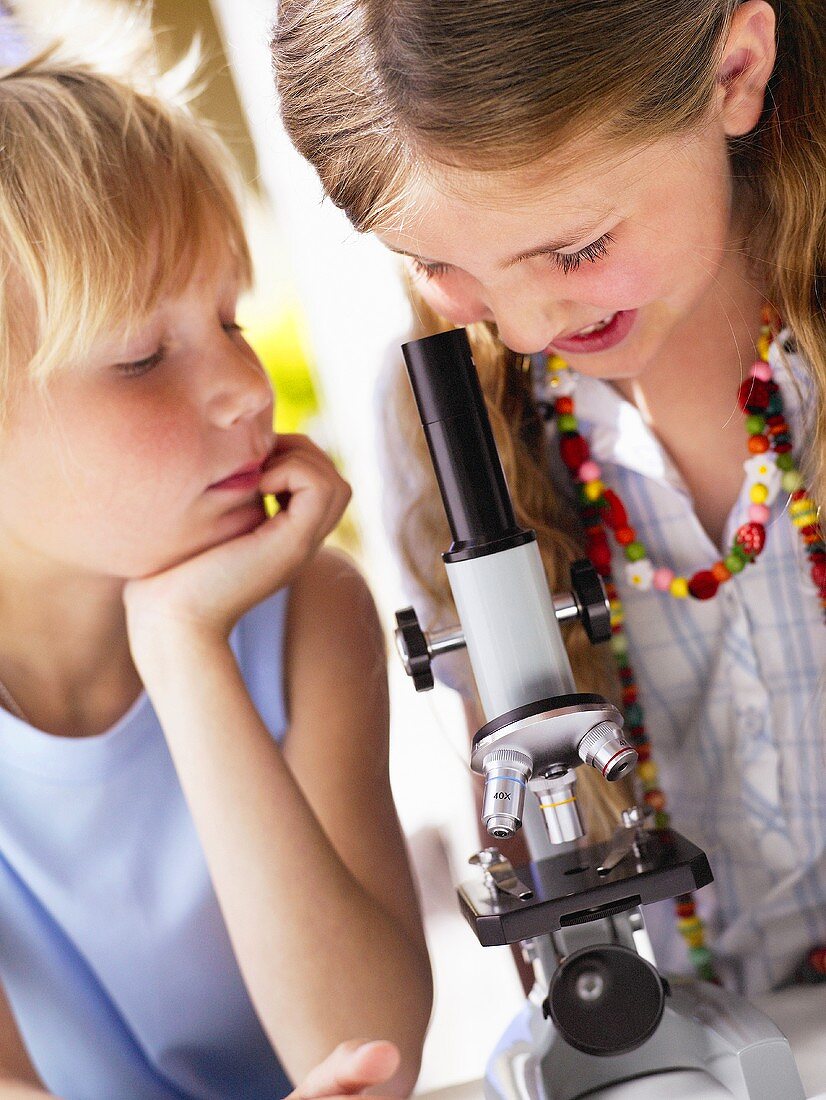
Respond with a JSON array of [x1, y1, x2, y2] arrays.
[[575, 313, 617, 336]]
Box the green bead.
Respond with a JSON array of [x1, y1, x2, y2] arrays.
[[688, 945, 713, 968], [557, 414, 578, 433], [745, 414, 766, 435], [725, 553, 745, 574], [610, 633, 629, 657], [776, 452, 795, 471], [782, 470, 804, 492], [654, 811, 670, 829], [625, 541, 647, 562], [625, 702, 643, 727], [731, 543, 751, 564], [766, 394, 783, 415]]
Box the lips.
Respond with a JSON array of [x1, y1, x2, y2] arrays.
[[548, 309, 637, 355], [208, 458, 266, 491]]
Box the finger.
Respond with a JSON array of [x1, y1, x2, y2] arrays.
[[259, 458, 350, 544], [291, 1041, 401, 1099]]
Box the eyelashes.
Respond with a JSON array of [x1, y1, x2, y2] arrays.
[[115, 322, 246, 378], [553, 232, 615, 275], [410, 231, 615, 280]]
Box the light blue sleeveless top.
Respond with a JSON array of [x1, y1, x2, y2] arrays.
[[0, 588, 293, 1099]]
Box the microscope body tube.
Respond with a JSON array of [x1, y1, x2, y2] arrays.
[[444, 540, 575, 720]]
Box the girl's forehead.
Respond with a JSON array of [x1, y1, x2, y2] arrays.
[[381, 128, 706, 253]]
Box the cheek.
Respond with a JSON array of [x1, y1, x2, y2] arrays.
[[412, 274, 489, 325]]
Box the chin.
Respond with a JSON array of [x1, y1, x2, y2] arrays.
[[130, 501, 267, 576]]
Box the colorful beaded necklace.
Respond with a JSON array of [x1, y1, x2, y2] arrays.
[[544, 307, 826, 983]]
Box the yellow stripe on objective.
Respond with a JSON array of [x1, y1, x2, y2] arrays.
[[539, 797, 577, 809]]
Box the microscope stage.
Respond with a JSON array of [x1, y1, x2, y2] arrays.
[[458, 828, 713, 946]]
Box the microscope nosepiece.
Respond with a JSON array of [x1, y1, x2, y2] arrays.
[[578, 722, 637, 781], [482, 748, 532, 839]]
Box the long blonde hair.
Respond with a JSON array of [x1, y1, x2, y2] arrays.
[[0, 34, 251, 410], [273, 0, 826, 835]]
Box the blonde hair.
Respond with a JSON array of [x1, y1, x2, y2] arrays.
[[0, 37, 251, 409], [273, 0, 826, 835]]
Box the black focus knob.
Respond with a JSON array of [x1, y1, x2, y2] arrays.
[[571, 559, 611, 644], [542, 943, 668, 1057], [394, 607, 434, 692]]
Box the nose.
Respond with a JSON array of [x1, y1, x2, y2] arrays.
[[490, 289, 561, 355], [207, 342, 274, 429]]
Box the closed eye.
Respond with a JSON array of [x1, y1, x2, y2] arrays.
[[410, 232, 615, 280], [548, 232, 615, 275]]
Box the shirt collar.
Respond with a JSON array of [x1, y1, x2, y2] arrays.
[[534, 327, 812, 492]]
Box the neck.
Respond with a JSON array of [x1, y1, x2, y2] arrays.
[[0, 539, 140, 736], [611, 253, 769, 548]]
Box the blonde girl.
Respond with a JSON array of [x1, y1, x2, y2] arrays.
[[0, 42, 431, 1100], [273, 0, 826, 996]]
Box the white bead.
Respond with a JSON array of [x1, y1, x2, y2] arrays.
[[625, 559, 654, 591], [743, 453, 782, 505]]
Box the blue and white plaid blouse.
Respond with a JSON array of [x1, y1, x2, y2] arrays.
[[535, 332, 826, 996]]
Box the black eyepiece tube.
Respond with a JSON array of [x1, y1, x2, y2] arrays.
[[401, 329, 530, 559]]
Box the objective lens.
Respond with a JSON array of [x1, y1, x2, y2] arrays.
[[578, 722, 637, 781], [481, 748, 532, 839], [533, 770, 584, 844]]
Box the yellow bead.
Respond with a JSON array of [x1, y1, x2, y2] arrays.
[[547, 354, 569, 371], [749, 483, 769, 504], [610, 609, 624, 627], [677, 916, 702, 933], [670, 577, 689, 598], [757, 333, 772, 360], [685, 929, 706, 948], [636, 760, 658, 785], [584, 480, 604, 501], [793, 510, 819, 528], [790, 497, 814, 515]]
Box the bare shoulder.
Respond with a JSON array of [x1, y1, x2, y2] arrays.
[[283, 547, 387, 744], [286, 546, 382, 656]]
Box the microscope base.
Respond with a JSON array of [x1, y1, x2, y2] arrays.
[[485, 980, 806, 1100]]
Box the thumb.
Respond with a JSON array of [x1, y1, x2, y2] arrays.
[[291, 1040, 401, 1099]]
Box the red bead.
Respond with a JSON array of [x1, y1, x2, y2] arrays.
[[748, 435, 769, 454], [622, 686, 638, 705], [615, 526, 636, 545], [774, 442, 792, 453], [812, 562, 826, 589], [602, 489, 628, 530], [675, 902, 696, 918], [643, 789, 667, 812], [635, 743, 651, 762], [792, 490, 808, 502], [735, 522, 766, 558], [737, 377, 770, 412], [588, 543, 612, 575], [559, 435, 590, 470], [555, 396, 574, 415], [688, 570, 719, 600]]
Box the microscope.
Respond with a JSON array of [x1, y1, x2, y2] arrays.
[[394, 329, 807, 1100]]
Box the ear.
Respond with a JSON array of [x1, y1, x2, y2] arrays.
[[716, 0, 777, 137]]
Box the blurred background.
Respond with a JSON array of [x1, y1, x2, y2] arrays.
[[5, 0, 525, 1091]]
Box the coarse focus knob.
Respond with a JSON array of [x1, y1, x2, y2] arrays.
[[394, 607, 434, 691], [570, 559, 611, 644]]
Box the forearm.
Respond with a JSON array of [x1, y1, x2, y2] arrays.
[[137, 630, 429, 1093], [0, 1083, 53, 1098]]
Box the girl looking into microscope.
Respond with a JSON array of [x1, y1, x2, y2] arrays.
[[273, 0, 826, 996]]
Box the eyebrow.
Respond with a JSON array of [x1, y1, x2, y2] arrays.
[[388, 218, 610, 270]]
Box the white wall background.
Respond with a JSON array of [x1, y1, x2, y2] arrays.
[[208, 1, 525, 1091]]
